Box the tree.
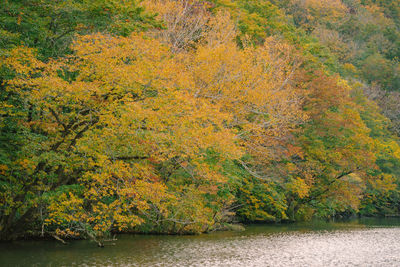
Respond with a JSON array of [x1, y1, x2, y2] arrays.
[[0, 32, 240, 240], [285, 72, 377, 219]]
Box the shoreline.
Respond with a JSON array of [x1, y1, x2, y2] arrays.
[[3, 215, 400, 244]]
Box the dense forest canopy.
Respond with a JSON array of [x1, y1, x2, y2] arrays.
[[0, 0, 399, 245]]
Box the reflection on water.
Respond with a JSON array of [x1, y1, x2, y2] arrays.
[[1, 217, 400, 266]]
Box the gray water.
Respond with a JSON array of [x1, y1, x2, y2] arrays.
[[1, 218, 400, 266]]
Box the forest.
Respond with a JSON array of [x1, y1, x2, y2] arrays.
[[0, 0, 399, 245]]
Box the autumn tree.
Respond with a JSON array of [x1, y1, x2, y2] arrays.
[[282, 72, 377, 219], [0, 32, 240, 241]]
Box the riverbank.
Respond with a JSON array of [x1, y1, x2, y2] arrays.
[[3, 216, 399, 245]]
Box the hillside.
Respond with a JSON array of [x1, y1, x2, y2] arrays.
[[1, 0, 399, 244]]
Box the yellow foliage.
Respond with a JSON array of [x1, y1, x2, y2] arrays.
[[5, 9, 308, 237], [286, 177, 310, 199]]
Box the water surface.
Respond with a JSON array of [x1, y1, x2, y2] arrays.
[[1, 218, 400, 266]]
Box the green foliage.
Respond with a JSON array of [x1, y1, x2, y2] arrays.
[[0, 0, 159, 59], [235, 176, 287, 222], [222, 160, 288, 222]]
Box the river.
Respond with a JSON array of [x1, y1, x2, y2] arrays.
[[1, 218, 400, 266]]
